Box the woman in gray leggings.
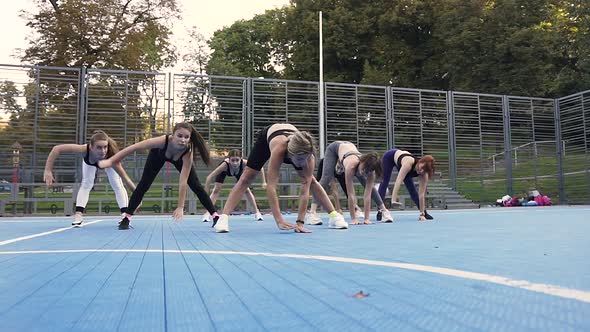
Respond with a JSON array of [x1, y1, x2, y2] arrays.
[[307, 141, 394, 225]]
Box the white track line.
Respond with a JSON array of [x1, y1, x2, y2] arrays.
[[0, 248, 588, 304], [0, 220, 105, 246]]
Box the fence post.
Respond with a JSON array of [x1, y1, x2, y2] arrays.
[[502, 95, 513, 195], [554, 99, 566, 204], [447, 91, 457, 190]]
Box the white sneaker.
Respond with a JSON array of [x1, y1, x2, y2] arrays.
[[254, 212, 264, 221], [381, 209, 394, 223], [202, 212, 211, 222], [72, 214, 83, 227], [328, 213, 348, 229], [305, 212, 323, 225], [214, 214, 229, 233], [355, 207, 364, 221]]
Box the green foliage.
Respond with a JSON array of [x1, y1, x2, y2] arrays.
[[206, 0, 589, 97], [21, 0, 179, 71]]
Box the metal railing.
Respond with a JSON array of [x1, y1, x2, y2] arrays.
[[1, 63, 589, 215]]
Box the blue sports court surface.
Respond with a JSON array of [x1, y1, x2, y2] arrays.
[[0, 207, 589, 331]]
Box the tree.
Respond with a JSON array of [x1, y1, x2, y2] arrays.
[[14, 0, 180, 150], [206, 0, 589, 97], [21, 0, 180, 71], [207, 8, 286, 78]]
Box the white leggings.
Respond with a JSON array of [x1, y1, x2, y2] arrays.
[[75, 161, 128, 213]]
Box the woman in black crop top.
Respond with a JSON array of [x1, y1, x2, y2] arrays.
[[378, 148, 435, 221], [213, 123, 348, 233], [204, 149, 267, 222], [99, 122, 218, 229], [44, 130, 135, 227]]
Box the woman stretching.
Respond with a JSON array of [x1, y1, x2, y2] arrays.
[[203, 149, 267, 222], [99, 122, 218, 229], [213, 123, 348, 233], [378, 148, 435, 221], [44, 130, 135, 227], [307, 141, 393, 225]]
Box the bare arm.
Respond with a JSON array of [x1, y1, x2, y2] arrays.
[[112, 162, 136, 190], [44, 144, 87, 186], [363, 172, 375, 221], [99, 135, 166, 168], [295, 156, 314, 223], [204, 162, 226, 193], [266, 146, 286, 225], [330, 180, 342, 212], [418, 174, 428, 216], [344, 167, 358, 223], [173, 151, 193, 221], [260, 165, 267, 188], [391, 161, 413, 203]]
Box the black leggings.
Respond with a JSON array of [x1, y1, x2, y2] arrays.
[[126, 150, 217, 215]]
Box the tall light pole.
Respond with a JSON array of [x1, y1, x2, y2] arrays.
[[319, 11, 325, 158]]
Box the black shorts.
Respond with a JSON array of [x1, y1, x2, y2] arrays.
[[215, 170, 243, 183], [246, 126, 271, 171]]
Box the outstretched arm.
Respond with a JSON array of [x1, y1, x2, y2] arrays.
[[112, 162, 136, 191], [293, 157, 313, 233], [172, 151, 193, 221], [99, 135, 166, 168], [44, 144, 86, 186], [362, 172, 375, 222], [417, 174, 429, 219], [344, 167, 358, 224], [260, 165, 267, 189], [204, 162, 226, 194]]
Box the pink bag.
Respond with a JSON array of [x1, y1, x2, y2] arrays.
[[534, 195, 552, 206], [505, 197, 520, 207]]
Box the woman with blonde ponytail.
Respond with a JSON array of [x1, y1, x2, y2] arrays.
[[43, 130, 136, 227], [99, 122, 219, 229], [213, 123, 348, 234]]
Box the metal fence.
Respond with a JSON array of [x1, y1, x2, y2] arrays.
[[1, 63, 589, 215]]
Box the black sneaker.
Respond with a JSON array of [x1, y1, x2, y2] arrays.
[[118, 216, 131, 230], [424, 211, 434, 220], [212, 215, 219, 227], [376, 211, 382, 221]]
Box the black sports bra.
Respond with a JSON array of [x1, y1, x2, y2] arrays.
[[396, 153, 419, 178], [159, 135, 190, 162], [83, 144, 99, 167], [267, 128, 303, 171]]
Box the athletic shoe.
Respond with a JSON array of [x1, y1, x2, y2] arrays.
[[328, 213, 348, 229], [118, 216, 131, 230], [305, 212, 323, 225], [381, 209, 394, 223], [355, 207, 364, 220], [254, 212, 264, 221], [214, 214, 229, 233], [202, 212, 211, 222], [376, 210, 382, 221], [424, 211, 434, 220], [72, 214, 83, 227]]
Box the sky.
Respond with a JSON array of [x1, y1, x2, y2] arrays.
[[0, 0, 291, 67]]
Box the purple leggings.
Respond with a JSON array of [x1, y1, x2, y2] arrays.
[[378, 149, 420, 207]]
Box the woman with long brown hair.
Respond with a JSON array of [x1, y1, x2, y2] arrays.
[[378, 149, 435, 221], [44, 130, 135, 227], [99, 122, 218, 229]]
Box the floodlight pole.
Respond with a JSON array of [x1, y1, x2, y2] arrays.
[[319, 11, 325, 158]]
